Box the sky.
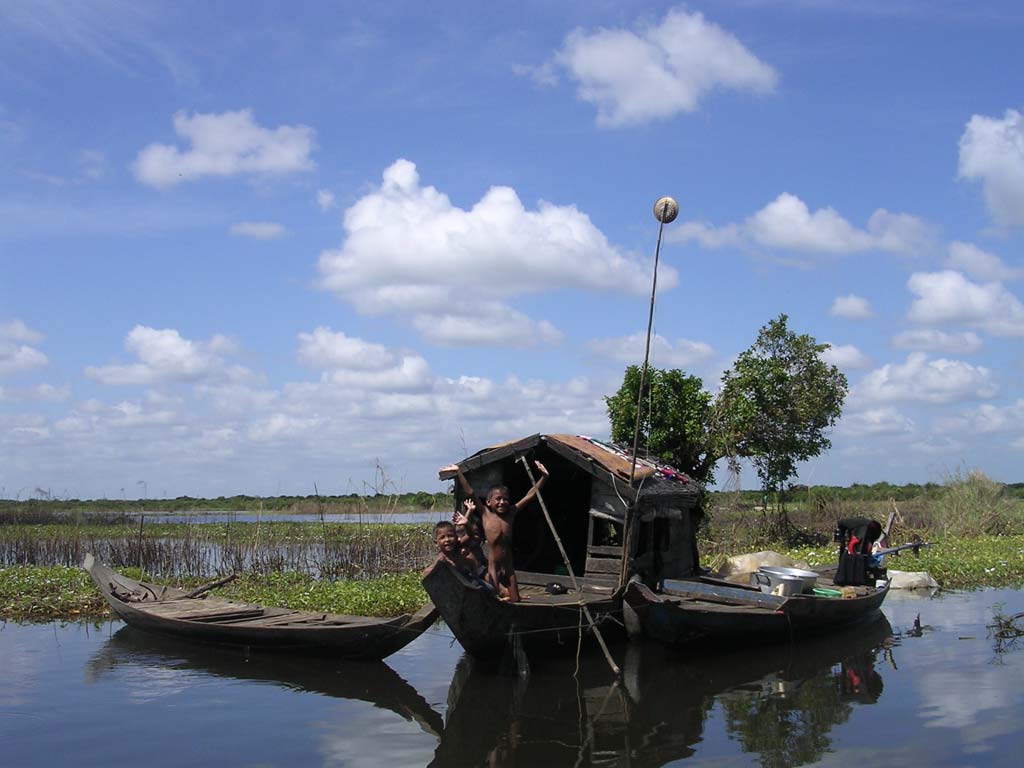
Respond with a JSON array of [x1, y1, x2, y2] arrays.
[[1, 1, 1023, 500]]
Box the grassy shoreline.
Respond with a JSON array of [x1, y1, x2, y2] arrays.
[[3, 535, 1022, 623]]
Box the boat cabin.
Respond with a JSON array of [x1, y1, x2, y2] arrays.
[[441, 434, 704, 592]]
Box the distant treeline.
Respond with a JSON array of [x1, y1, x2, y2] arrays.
[[714, 481, 1024, 504], [3, 480, 1022, 517], [0, 491, 450, 516]]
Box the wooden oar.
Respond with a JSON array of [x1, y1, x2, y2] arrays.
[[184, 572, 239, 599]]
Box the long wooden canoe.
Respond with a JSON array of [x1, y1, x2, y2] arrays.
[[83, 554, 438, 659], [624, 570, 889, 648]]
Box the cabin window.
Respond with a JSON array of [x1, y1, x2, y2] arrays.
[[590, 516, 622, 547]]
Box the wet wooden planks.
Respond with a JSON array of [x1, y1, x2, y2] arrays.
[[139, 598, 265, 623]]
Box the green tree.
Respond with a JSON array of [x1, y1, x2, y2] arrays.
[[718, 314, 847, 533], [605, 315, 846, 538], [604, 366, 719, 484]]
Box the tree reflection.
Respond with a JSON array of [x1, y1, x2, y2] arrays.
[[720, 637, 886, 768], [434, 616, 892, 767]]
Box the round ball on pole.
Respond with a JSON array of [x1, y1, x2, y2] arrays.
[[653, 196, 679, 223]]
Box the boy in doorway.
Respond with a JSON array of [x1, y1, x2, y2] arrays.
[[440, 460, 549, 602]]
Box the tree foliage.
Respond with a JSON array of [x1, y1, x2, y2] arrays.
[[605, 366, 719, 484], [718, 314, 847, 508], [605, 315, 848, 536]]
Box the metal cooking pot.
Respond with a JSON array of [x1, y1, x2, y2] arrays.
[[759, 566, 818, 594], [751, 570, 804, 596]]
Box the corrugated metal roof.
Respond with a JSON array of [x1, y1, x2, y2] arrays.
[[442, 433, 701, 501]]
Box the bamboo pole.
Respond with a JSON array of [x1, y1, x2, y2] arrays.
[[518, 456, 620, 678]]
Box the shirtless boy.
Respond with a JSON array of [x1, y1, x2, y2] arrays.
[[440, 460, 549, 602], [454, 500, 487, 576], [425, 520, 472, 576]]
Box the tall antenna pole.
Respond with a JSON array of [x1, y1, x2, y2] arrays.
[[628, 196, 679, 486], [620, 196, 678, 589]]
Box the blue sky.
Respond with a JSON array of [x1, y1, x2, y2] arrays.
[[2, 1, 1023, 499]]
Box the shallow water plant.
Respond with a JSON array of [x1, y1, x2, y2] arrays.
[[0, 521, 436, 579], [0, 564, 429, 622], [216, 571, 428, 617], [0, 565, 110, 619]]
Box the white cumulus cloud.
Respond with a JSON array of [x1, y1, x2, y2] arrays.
[[547, 8, 777, 127], [674, 193, 932, 258], [958, 108, 1024, 228], [133, 110, 315, 188], [587, 331, 714, 368], [829, 294, 874, 319], [854, 352, 996, 405], [0, 319, 47, 376], [0, 319, 44, 345], [837, 407, 915, 437], [297, 328, 397, 371], [946, 241, 1023, 282], [891, 329, 983, 354], [412, 312, 563, 348], [86, 326, 250, 385], [907, 270, 1024, 337], [317, 159, 668, 347], [821, 343, 871, 369], [935, 400, 1024, 435], [229, 221, 286, 239]]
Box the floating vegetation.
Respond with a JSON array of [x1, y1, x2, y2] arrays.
[[0, 565, 111, 619], [217, 571, 428, 617], [988, 606, 1024, 655], [0, 564, 429, 621]]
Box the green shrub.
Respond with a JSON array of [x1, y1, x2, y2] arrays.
[[930, 469, 1023, 537]]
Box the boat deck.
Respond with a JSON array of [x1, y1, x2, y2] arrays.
[[515, 570, 619, 605]]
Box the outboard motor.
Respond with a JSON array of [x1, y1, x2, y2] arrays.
[[834, 517, 885, 586]]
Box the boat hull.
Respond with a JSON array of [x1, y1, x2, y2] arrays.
[[83, 554, 437, 659], [624, 578, 889, 647], [422, 560, 624, 662]]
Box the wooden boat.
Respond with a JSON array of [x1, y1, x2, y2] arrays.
[[425, 434, 703, 664], [623, 569, 889, 647], [422, 559, 624, 662], [429, 434, 890, 659], [83, 554, 438, 659]]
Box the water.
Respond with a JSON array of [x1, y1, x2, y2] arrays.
[[1, 588, 1022, 767], [118, 511, 440, 524]]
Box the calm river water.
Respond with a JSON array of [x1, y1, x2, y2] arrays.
[[1, 588, 1022, 767]]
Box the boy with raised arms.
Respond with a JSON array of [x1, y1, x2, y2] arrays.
[[440, 460, 549, 602]]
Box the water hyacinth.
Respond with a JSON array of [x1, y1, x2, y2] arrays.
[[0, 564, 430, 621]]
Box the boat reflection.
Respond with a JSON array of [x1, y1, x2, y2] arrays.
[[86, 626, 444, 738], [85, 615, 893, 768], [431, 614, 894, 768]]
